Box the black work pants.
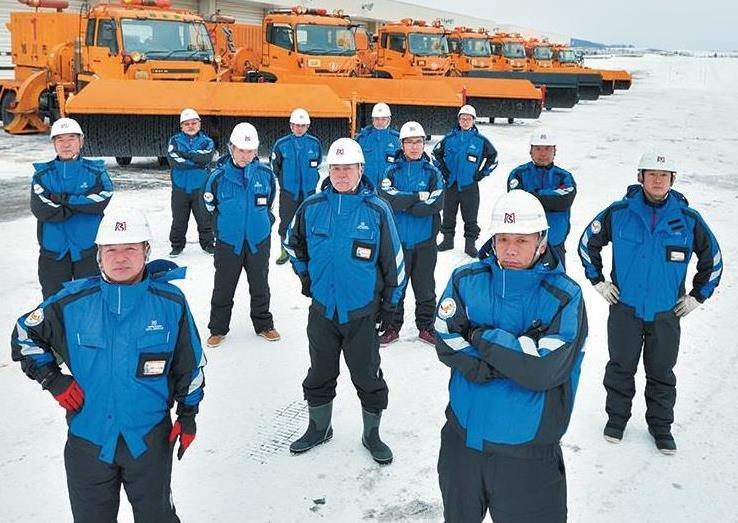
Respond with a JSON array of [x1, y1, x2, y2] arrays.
[[64, 417, 179, 523], [438, 422, 567, 523], [39, 251, 99, 299], [604, 303, 681, 433], [277, 190, 305, 241], [303, 305, 388, 412], [440, 183, 480, 240], [208, 239, 273, 335], [384, 243, 437, 331], [169, 188, 213, 250]]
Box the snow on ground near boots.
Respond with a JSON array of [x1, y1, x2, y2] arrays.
[[0, 54, 736, 522]]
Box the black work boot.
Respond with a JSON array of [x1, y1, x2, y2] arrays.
[[437, 234, 454, 251], [290, 402, 333, 454], [648, 427, 677, 455], [361, 408, 393, 465], [464, 238, 478, 258]]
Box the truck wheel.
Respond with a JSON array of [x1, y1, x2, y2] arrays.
[[1, 91, 17, 127], [157, 156, 168, 168], [507, 118, 514, 124], [115, 156, 132, 167]]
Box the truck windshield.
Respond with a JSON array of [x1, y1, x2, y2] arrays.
[[121, 19, 213, 60], [295, 24, 356, 56], [461, 38, 490, 57], [502, 42, 526, 59], [558, 50, 578, 63], [408, 33, 448, 56], [533, 46, 553, 60]]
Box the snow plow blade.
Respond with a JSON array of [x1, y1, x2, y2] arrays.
[[443, 77, 543, 120], [465, 70, 579, 109], [65, 80, 351, 157], [285, 76, 462, 136]]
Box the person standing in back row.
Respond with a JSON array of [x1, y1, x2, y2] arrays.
[[505, 128, 576, 268], [272, 108, 323, 265], [166, 108, 216, 257], [355, 102, 401, 187], [433, 104, 498, 257], [31, 117, 114, 299], [578, 151, 722, 454]]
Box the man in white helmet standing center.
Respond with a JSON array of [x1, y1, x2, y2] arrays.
[[11, 207, 206, 521], [355, 102, 401, 187], [434, 190, 587, 522]]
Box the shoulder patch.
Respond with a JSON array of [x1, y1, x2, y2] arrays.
[[381, 178, 392, 188], [508, 178, 520, 189], [438, 297, 457, 319], [25, 308, 44, 327], [33, 183, 45, 195], [203, 192, 214, 203], [591, 220, 601, 234]]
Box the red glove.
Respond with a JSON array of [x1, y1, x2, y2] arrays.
[[169, 417, 196, 460], [43, 372, 85, 413]]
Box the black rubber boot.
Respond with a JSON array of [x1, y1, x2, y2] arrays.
[[464, 238, 478, 258], [276, 247, 290, 265], [290, 402, 333, 454], [648, 427, 677, 455], [361, 409, 393, 465], [437, 235, 454, 252]]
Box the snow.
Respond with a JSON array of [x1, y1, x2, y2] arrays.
[[1, 54, 737, 522]]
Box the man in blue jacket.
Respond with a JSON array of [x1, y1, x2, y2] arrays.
[[272, 108, 323, 265], [11, 208, 206, 522], [31, 117, 114, 298], [284, 138, 405, 465], [507, 128, 576, 267], [579, 151, 722, 455], [432, 104, 498, 257], [355, 102, 401, 187], [378, 121, 444, 346], [166, 108, 216, 257], [204, 123, 280, 348], [435, 190, 587, 523]]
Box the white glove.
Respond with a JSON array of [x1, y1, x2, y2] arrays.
[[594, 281, 620, 305], [674, 295, 700, 317], [417, 191, 430, 201]]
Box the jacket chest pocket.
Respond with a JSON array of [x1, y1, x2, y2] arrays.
[[350, 227, 377, 262], [618, 226, 643, 245], [309, 223, 331, 252], [254, 191, 269, 208], [466, 145, 479, 164], [135, 332, 172, 379]]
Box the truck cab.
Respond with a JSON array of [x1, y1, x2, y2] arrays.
[[525, 39, 554, 69], [488, 33, 528, 72], [446, 27, 493, 75], [374, 18, 451, 78]]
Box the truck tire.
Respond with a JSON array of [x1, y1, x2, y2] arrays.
[[115, 156, 132, 167], [1, 91, 17, 127]]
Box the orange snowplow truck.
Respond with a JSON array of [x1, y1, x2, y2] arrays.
[[0, 0, 352, 161], [368, 18, 543, 121], [208, 7, 465, 135], [548, 42, 632, 92]]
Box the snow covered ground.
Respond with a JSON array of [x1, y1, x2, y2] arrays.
[[1, 54, 736, 522]]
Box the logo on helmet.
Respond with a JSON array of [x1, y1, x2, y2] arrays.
[[244, 135, 251, 142], [336, 147, 344, 156], [115, 221, 127, 232], [504, 213, 516, 224], [657, 156, 665, 163]]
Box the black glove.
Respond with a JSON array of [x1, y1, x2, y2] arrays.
[[299, 274, 311, 298], [521, 320, 547, 342], [473, 172, 484, 182], [467, 325, 485, 346], [49, 193, 68, 205]]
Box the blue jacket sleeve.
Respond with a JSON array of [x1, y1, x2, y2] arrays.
[[167, 136, 199, 170], [376, 200, 406, 306], [66, 165, 114, 214], [536, 168, 576, 212], [284, 201, 309, 276], [406, 167, 445, 217], [203, 171, 220, 214], [10, 299, 67, 387], [434, 271, 501, 383], [30, 173, 72, 222], [379, 167, 421, 212], [476, 137, 498, 179], [578, 205, 615, 284], [432, 137, 450, 178], [171, 301, 206, 410], [471, 285, 587, 391], [689, 210, 722, 302]]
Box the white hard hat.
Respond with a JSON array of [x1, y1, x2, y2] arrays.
[[399, 121, 426, 140], [327, 137, 365, 165], [638, 150, 676, 173], [371, 103, 392, 118], [95, 208, 152, 245], [290, 108, 311, 125], [490, 190, 549, 235], [50, 118, 83, 139], [229, 122, 259, 150], [458, 104, 477, 118], [180, 108, 200, 123], [530, 128, 555, 146]]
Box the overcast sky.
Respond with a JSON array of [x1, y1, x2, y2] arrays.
[[405, 1, 737, 51]]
